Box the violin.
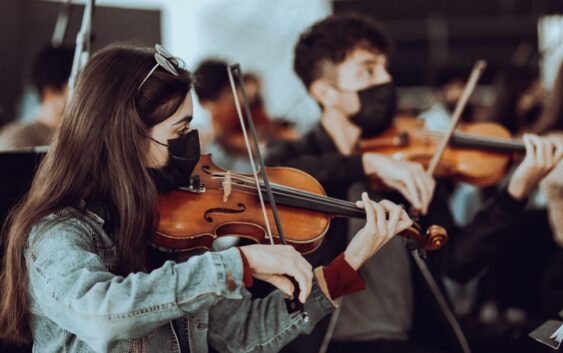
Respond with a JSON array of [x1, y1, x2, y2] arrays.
[[154, 154, 447, 254], [359, 116, 526, 186]]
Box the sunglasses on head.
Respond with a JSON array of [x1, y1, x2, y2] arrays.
[[137, 44, 183, 92]]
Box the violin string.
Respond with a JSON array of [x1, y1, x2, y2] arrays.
[[226, 182, 366, 216], [247, 180, 363, 213], [413, 129, 523, 147], [225, 180, 361, 213], [212, 172, 359, 211], [452, 132, 523, 147], [212, 172, 361, 210], [213, 173, 365, 214], [212, 173, 416, 225], [213, 171, 358, 209]]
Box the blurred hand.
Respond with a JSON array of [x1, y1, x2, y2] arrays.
[[508, 134, 563, 200], [344, 193, 413, 270], [239, 244, 313, 303], [362, 153, 436, 214]]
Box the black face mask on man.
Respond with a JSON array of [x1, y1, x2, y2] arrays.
[[149, 129, 201, 193], [349, 82, 397, 138]]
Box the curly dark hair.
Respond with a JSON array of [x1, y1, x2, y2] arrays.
[[293, 13, 393, 89], [31, 45, 74, 97]]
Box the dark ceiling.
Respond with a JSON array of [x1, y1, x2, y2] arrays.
[[334, 0, 563, 86]]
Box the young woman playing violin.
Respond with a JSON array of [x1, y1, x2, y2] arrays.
[[0, 44, 413, 353]]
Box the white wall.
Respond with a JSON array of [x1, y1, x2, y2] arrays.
[[163, 0, 330, 132], [539, 15, 563, 89], [41, 0, 331, 131]]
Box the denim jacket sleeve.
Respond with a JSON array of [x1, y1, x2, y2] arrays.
[[208, 281, 336, 353], [26, 216, 245, 352]]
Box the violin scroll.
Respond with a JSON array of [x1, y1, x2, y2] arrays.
[[425, 225, 448, 251], [401, 222, 447, 251]]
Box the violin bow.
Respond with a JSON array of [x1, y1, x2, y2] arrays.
[[426, 60, 487, 176], [226, 64, 309, 321], [67, 0, 95, 103]]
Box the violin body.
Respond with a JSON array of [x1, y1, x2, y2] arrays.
[[156, 154, 329, 253], [359, 117, 523, 186], [155, 154, 447, 254]]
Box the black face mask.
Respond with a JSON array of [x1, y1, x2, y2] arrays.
[[149, 129, 201, 193], [350, 82, 397, 138]]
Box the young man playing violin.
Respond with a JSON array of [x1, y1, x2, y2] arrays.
[[267, 13, 562, 353]]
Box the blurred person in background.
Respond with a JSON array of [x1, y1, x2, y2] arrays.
[[486, 63, 544, 135], [0, 45, 73, 149], [419, 66, 476, 131], [534, 60, 563, 320], [461, 59, 563, 353], [194, 59, 298, 172]]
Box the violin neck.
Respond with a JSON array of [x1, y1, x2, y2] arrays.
[[449, 133, 526, 153], [263, 188, 366, 219]]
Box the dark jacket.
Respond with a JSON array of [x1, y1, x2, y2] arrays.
[[266, 123, 528, 353]]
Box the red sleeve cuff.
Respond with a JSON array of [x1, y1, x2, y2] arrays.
[[323, 253, 365, 299], [236, 248, 254, 288]]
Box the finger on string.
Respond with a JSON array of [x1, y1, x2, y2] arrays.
[[387, 203, 401, 236], [379, 199, 403, 231], [393, 206, 414, 233], [531, 134, 545, 167], [362, 192, 376, 228], [523, 134, 534, 162], [373, 201, 387, 237], [380, 200, 411, 234], [379, 194, 412, 225], [539, 137, 552, 167], [379, 199, 398, 212]]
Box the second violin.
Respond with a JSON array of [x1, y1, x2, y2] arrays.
[[359, 117, 526, 186]]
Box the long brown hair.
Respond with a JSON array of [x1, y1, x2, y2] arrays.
[[0, 44, 192, 344]]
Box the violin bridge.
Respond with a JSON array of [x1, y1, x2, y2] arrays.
[[222, 170, 232, 203]]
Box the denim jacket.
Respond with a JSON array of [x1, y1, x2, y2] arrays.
[[25, 208, 335, 353]]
